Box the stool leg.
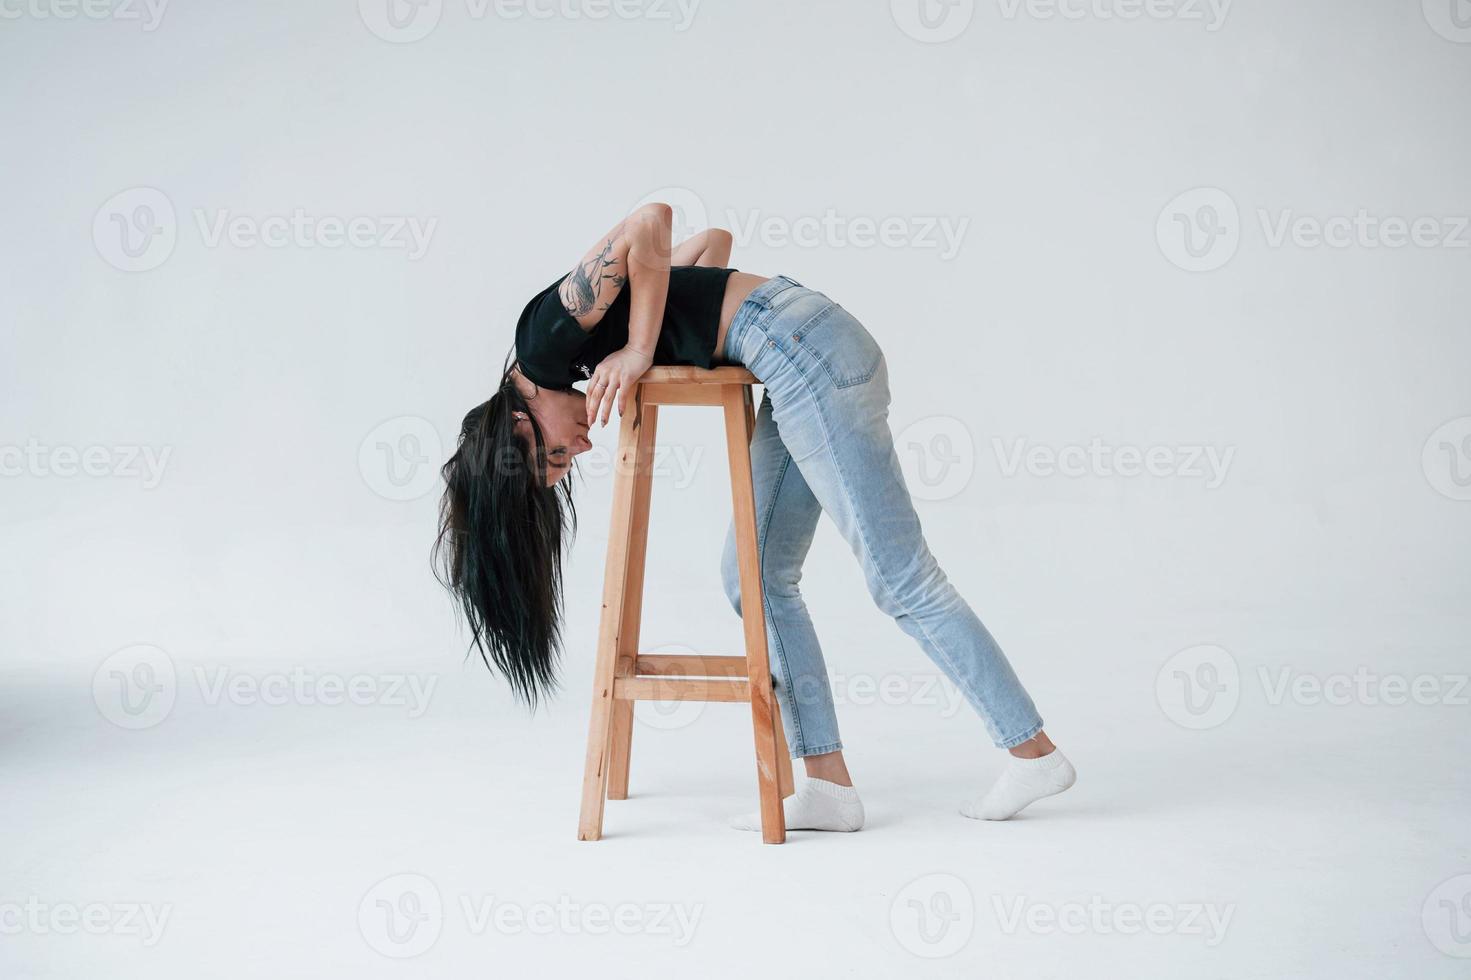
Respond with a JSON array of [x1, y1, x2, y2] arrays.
[[722, 384, 786, 844], [578, 393, 650, 841], [773, 698, 796, 798], [607, 404, 658, 800]]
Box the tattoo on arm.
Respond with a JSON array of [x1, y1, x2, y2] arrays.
[[560, 232, 627, 317]]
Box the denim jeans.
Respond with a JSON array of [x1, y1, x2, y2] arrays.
[[719, 275, 1044, 757]]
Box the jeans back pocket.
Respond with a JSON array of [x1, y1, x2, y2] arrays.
[[793, 304, 883, 388]]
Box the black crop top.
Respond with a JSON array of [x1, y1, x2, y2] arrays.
[[514, 265, 736, 390]]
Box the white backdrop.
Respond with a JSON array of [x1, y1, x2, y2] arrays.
[[3, 2, 1469, 977]]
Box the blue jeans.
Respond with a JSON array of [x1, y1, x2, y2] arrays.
[[719, 275, 1044, 757]]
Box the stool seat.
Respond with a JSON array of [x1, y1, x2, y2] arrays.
[[577, 365, 791, 844], [638, 365, 757, 384]]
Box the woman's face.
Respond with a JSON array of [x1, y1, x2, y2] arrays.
[[512, 380, 593, 486]]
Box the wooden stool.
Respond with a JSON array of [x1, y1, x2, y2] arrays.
[[577, 366, 795, 844]]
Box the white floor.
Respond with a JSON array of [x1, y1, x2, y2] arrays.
[[4, 615, 1468, 979]]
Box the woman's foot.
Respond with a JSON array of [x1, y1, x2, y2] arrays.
[[729, 778, 865, 832], [960, 748, 1076, 821]]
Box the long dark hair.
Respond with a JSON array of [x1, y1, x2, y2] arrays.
[[433, 357, 576, 707]]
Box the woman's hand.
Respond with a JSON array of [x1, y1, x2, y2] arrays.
[[586, 346, 653, 427]]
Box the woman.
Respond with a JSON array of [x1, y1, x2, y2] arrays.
[[435, 203, 1075, 833]]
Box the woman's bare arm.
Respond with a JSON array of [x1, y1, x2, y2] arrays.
[[579, 204, 671, 425], [670, 228, 733, 267]]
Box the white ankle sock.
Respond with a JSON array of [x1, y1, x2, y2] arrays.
[[728, 778, 865, 833], [961, 749, 1076, 821]]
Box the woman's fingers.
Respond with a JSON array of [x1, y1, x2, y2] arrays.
[[599, 377, 618, 426], [588, 371, 615, 427], [586, 372, 604, 426]]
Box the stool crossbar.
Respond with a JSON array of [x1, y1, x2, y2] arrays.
[[577, 366, 795, 844]]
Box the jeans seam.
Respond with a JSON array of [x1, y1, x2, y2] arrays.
[[790, 739, 842, 759], [768, 315, 1032, 748], [753, 448, 811, 755]]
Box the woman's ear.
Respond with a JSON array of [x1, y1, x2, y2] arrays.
[[512, 411, 530, 422]]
